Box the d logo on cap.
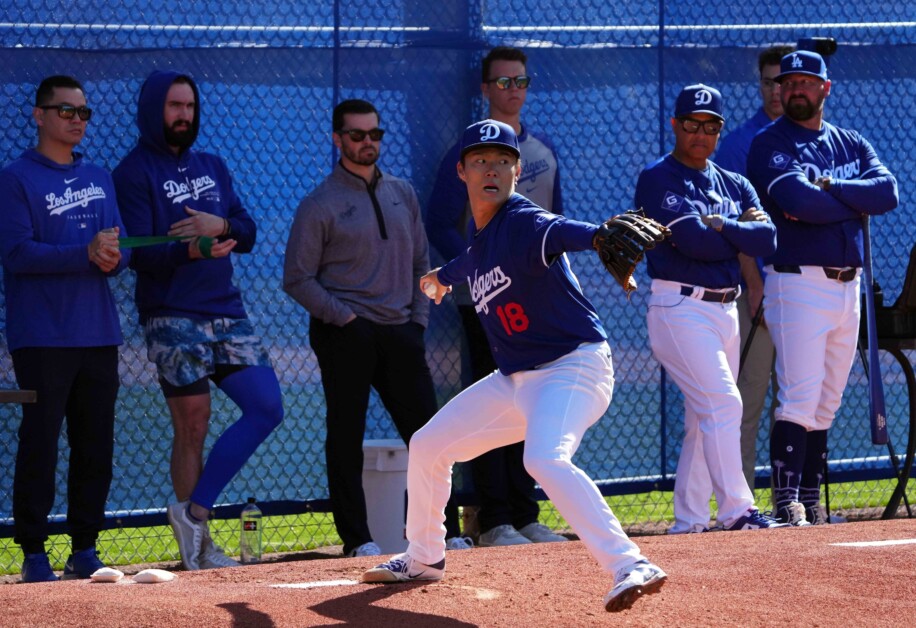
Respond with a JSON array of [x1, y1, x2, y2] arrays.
[[480, 123, 500, 142], [694, 89, 713, 106]]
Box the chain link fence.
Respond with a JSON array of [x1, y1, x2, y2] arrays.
[[1, 2, 915, 572]]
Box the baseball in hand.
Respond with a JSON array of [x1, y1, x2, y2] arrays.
[[422, 281, 437, 299]]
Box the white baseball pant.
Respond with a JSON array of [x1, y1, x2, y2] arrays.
[[764, 267, 861, 431], [404, 341, 645, 573], [647, 279, 755, 532]]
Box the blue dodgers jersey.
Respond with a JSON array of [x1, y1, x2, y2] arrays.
[[636, 154, 774, 289], [438, 195, 605, 375], [747, 116, 897, 267]]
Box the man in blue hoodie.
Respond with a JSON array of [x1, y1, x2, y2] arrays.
[[112, 71, 283, 570], [0, 75, 128, 582]]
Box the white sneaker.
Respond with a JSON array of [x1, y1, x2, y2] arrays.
[[347, 541, 381, 558], [478, 524, 532, 547], [199, 531, 241, 569], [362, 553, 445, 583], [446, 536, 474, 550], [166, 501, 206, 571], [604, 560, 667, 612], [517, 522, 567, 543]]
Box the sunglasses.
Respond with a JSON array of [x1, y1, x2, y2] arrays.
[[338, 128, 385, 142], [486, 75, 531, 90], [39, 104, 93, 121], [678, 117, 723, 136]]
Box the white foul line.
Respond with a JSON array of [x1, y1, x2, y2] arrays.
[[271, 579, 359, 589], [830, 538, 916, 548]]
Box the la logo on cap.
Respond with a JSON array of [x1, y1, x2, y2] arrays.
[[791, 54, 803, 68]]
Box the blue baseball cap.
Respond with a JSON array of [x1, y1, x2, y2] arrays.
[[775, 50, 828, 83], [459, 119, 520, 159], [674, 84, 724, 121]]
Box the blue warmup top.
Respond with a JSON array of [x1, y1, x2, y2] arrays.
[[747, 116, 898, 268], [636, 154, 776, 289], [0, 149, 128, 351], [112, 70, 257, 324], [715, 108, 772, 177], [437, 194, 605, 375]]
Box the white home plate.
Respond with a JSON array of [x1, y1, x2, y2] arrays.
[[830, 538, 916, 548], [272, 579, 359, 589]]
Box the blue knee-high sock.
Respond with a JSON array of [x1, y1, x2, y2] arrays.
[[190, 366, 283, 509], [770, 420, 807, 514], [799, 429, 828, 510]]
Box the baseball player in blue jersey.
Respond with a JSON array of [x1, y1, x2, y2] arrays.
[[362, 120, 666, 613], [747, 51, 898, 525], [426, 46, 567, 548], [637, 84, 784, 534]]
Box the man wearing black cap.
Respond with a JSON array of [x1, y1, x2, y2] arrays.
[[362, 119, 666, 613], [636, 84, 783, 534], [747, 51, 898, 525]]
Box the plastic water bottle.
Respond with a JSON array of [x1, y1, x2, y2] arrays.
[[239, 497, 262, 564]]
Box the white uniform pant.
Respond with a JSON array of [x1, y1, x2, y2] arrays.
[[647, 280, 754, 531], [764, 267, 861, 431], [405, 341, 645, 573]]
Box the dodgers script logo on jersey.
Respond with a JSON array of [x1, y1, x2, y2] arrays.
[[163, 175, 219, 205], [768, 147, 861, 182], [470, 265, 512, 315], [46, 181, 107, 216], [519, 158, 549, 184]]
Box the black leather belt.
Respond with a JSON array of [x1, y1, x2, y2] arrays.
[[772, 265, 857, 282], [680, 285, 739, 303]]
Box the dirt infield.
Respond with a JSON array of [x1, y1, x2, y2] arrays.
[[3, 519, 915, 627]]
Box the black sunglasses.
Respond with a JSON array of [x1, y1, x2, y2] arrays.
[[678, 117, 723, 136], [39, 104, 93, 121], [338, 128, 385, 142], [486, 75, 531, 90]]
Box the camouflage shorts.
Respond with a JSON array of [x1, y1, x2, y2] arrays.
[[145, 316, 272, 387]]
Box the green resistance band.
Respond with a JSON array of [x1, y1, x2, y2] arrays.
[[119, 236, 215, 257]]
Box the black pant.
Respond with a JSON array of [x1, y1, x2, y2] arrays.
[[310, 317, 461, 554], [458, 306, 540, 533], [12, 346, 119, 554]]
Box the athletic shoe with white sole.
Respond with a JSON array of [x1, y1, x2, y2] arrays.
[[517, 522, 568, 543], [361, 553, 445, 583], [62, 547, 107, 580], [167, 501, 206, 570], [199, 532, 241, 569], [478, 524, 532, 547], [445, 536, 474, 550], [726, 508, 789, 531], [777, 501, 812, 527], [604, 560, 667, 612], [347, 541, 381, 558]]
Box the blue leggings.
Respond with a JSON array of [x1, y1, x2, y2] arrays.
[[190, 366, 283, 509]]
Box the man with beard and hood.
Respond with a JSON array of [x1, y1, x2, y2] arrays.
[[112, 70, 283, 570], [283, 99, 469, 558], [748, 51, 898, 525]]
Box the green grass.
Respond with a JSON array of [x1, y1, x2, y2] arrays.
[[2, 478, 908, 575]]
